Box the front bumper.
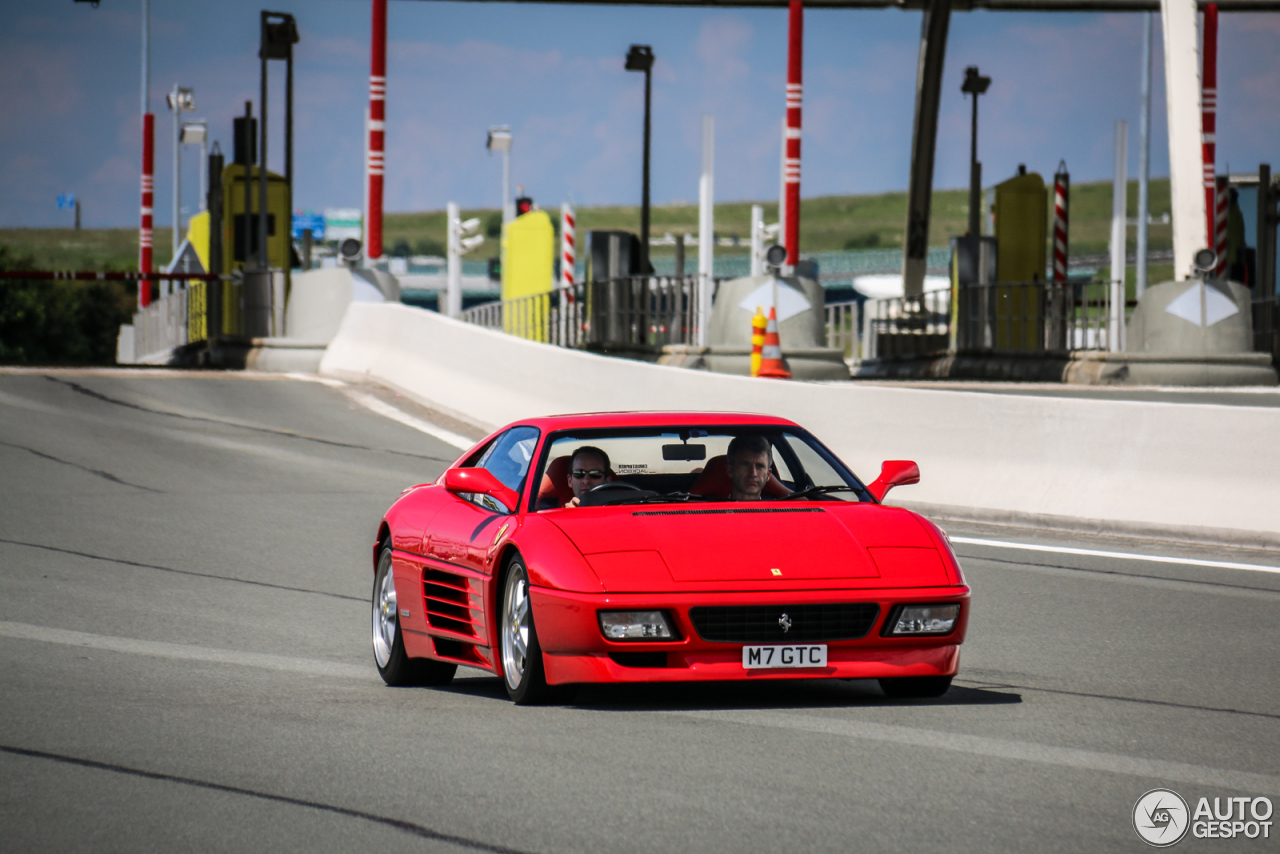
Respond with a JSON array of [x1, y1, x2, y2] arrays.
[[531, 585, 970, 685]]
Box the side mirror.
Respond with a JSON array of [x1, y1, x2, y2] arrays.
[[867, 460, 920, 502], [444, 467, 520, 512]]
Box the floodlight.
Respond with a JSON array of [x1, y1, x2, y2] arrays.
[[167, 87, 195, 112], [487, 127, 512, 153], [625, 45, 654, 73], [180, 122, 207, 145], [961, 66, 991, 96]]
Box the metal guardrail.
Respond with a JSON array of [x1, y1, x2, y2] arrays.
[[824, 301, 859, 360], [461, 275, 703, 351], [127, 270, 285, 363], [861, 280, 1130, 360], [460, 279, 1280, 369]]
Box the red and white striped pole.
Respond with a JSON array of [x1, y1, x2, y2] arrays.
[[783, 0, 803, 268], [560, 202, 575, 295], [139, 113, 155, 307], [1201, 2, 1218, 254], [1052, 162, 1069, 285], [1214, 175, 1229, 277], [366, 0, 387, 261]]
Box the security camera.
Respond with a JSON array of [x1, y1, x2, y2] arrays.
[[764, 244, 787, 272], [340, 237, 362, 267], [1192, 247, 1217, 275]]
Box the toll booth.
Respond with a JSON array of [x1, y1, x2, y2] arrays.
[[501, 209, 555, 341], [991, 167, 1048, 349], [220, 163, 291, 273], [585, 231, 644, 348]]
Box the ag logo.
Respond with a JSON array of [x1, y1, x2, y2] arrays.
[[1133, 789, 1190, 847]]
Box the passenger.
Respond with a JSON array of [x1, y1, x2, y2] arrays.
[[727, 434, 772, 501], [566, 445, 612, 507]]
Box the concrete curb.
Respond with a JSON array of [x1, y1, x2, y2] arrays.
[[321, 302, 1280, 547]]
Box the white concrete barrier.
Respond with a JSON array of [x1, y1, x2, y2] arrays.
[[322, 302, 1280, 547]]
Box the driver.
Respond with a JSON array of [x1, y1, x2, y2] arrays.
[[727, 434, 772, 501], [566, 445, 612, 507]]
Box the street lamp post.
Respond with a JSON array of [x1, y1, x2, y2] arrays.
[[961, 66, 991, 237], [625, 44, 654, 273], [166, 85, 195, 259], [487, 126, 513, 224]]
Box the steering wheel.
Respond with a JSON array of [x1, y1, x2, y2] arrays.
[[578, 481, 644, 507], [584, 482, 642, 496]]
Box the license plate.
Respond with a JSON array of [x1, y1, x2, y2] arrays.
[[742, 644, 827, 669]]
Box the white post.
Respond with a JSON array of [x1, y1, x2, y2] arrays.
[[750, 204, 763, 277], [446, 201, 461, 318], [1110, 120, 1129, 353], [777, 117, 787, 252], [1136, 12, 1153, 295], [172, 85, 182, 260], [697, 114, 715, 347], [1161, 0, 1207, 280], [502, 148, 512, 225]]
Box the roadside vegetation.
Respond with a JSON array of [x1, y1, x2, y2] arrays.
[[0, 244, 134, 365]]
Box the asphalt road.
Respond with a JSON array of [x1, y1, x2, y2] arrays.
[[2, 369, 1277, 853]]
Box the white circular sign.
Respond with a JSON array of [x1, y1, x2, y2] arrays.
[[1133, 788, 1190, 847]]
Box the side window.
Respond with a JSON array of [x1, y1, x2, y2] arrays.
[[476, 426, 539, 494], [769, 440, 795, 484], [781, 431, 862, 501]]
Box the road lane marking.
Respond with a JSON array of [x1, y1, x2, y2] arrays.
[[0, 621, 370, 681], [283, 373, 347, 388], [678, 709, 1280, 795], [343, 390, 474, 450], [950, 536, 1280, 575]]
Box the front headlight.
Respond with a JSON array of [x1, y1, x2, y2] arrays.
[[598, 610, 676, 641], [886, 604, 959, 636]]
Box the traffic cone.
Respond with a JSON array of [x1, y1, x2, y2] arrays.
[[750, 306, 766, 377], [757, 306, 792, 379]]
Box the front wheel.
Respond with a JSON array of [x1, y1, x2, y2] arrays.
[[500, 556, 568, 705], [878, 675, 953, 699], [372, 547, 456, 687]]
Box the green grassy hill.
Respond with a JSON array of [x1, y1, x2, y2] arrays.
[[1, 177, 1171, 272], [383, 178, 1171, 263]]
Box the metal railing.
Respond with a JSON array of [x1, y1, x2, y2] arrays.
[[461, 275, 702, 351], [954, 280, 1120, 353], [129, 272, 281, 363], [858, 280, 1131, 361], [824, 301, 860, 361], [460, 289, 589, 348]]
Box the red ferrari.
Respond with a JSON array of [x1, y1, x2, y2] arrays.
[[371, 412, 970, 704]]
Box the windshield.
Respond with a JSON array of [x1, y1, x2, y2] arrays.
[[534, 426, 870, 508]]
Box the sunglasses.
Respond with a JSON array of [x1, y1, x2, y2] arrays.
[[571, 469, 607, 480]]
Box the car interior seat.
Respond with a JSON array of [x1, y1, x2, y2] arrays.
[[537, 456, 577, 509], [689, 455, 792, 500]]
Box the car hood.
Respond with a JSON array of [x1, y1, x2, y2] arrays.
[[545, 503, 948, 592]]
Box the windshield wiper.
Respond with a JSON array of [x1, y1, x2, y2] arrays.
[[779, 485, 860, 501]]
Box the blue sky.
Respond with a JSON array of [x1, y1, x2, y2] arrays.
[[2, 0, 1278, 229]]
